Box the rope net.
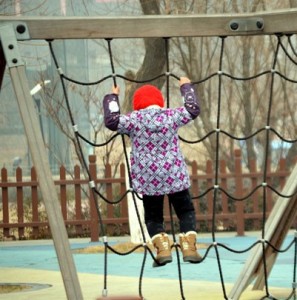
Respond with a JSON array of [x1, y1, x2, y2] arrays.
[[47, 33, 297, 300]]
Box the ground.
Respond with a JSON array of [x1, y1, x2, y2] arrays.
[[0, 283, 29, 294], [72, 241, 209, 254]]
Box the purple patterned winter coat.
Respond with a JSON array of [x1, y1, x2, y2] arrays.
[[103, 83, 200, 196]]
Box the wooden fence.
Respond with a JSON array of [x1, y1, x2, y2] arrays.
[[0, 150, 295, 242]]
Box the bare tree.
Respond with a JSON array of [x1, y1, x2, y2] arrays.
[[4, 0, 296, 175], [122, 0, 168, 113], [167, 0, 297, 171]]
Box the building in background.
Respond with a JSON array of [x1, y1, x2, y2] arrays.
[[0, 0, 129, 174]]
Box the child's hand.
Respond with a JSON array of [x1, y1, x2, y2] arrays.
[[112, 85, 120, 95], [179, 77, 191, 86]]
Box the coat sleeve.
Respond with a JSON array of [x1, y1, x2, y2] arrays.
[[103, 93, 120, 131], [180, 83, 200, 119]]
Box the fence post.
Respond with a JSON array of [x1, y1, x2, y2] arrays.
[[266, 158, 273, 213], [250, 158, 260, 229], [60, 165, 67, 220], [278, 158, 287, 189], [74, 165, 83, 236], [234, 149, 245, 236], [206, 160, 213, 231], [191, 161, 199, 209], [89, 155, 99, 242], [120, 163, 128, 233], [105, 163, 114, 235], [16, 167, 24, 238], [31, 167, 39, 238], [1, 167, 9, 238], [220, 159, 229, 229]]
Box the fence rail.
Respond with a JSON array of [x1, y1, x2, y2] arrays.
[[0, 150, 295, 242]]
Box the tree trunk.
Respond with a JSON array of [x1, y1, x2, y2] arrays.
[[122, 0, 167, 113]]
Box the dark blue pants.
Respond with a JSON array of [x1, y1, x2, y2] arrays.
[[142, 189, 197, 237]]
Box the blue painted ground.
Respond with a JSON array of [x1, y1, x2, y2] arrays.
[[0, 233, 295, 289]]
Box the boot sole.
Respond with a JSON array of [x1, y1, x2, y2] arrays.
[[183, 256, 202, 263], [153, 256, 172, 268]]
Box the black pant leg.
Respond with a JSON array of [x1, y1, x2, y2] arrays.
[[142, 194, 165, 237], [168, 189, 197, 233]]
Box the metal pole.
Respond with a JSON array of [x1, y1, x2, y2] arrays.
[[0, 23, 83, 300]]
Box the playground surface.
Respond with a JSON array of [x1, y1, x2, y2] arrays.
[[0, 231, 295, 300]]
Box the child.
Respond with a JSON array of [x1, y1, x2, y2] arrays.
[[103, 77, 202, 267]]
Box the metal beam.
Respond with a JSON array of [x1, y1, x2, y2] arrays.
[[0, 23, 83, 300], [229, 164, 297, 300], [0, 9, 297, 40], [0, 42, 5, 89]]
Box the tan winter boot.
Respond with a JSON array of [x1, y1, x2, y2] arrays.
[[152, 233, 172, 267], [179, 231, 202, 263]]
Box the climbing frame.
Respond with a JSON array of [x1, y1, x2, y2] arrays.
[[1, 10, 297, 300]]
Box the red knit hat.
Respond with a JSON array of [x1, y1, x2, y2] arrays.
[[133, 85, 164, 110]]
